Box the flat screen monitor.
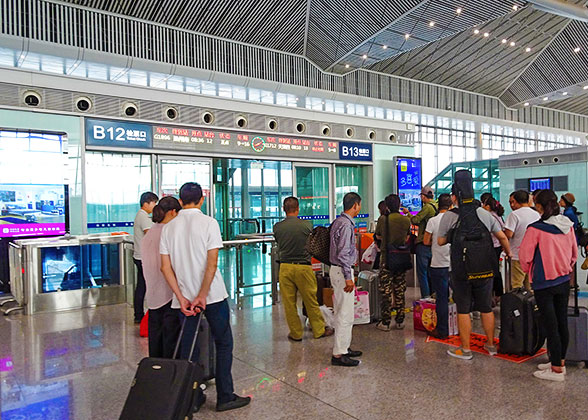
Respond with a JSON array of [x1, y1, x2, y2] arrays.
[[0, 184, 68, 238], [396, 157, 422, 215], [529, 177, 552, 192]]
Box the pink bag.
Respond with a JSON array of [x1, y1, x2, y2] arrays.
[[354, 290, 371, 325]]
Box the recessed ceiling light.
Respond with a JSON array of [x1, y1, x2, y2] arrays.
[[526, 47, 531, 52], [502, 39, 508, 44], [362, 54, 367, 59], [513, 5, 519, 11], [429, 21, 435, 27], [382, 45, 388, 49], [405, 34, 410, 39], [543, 97, 549, 101], [484, 32, 490, 37], [456, 7, 462, 14], [345, 64, 350, 68], [474, 29, 480, 34], [562, 92, 568, 96], [574, 47, 581, 53], [510, 41, 516, 47], [524, 102, 530, 106]]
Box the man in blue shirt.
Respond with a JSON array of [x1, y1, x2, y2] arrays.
[[330, 192, 363, 367], [560, 193, 580, 242]]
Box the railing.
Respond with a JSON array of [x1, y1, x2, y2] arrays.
[[426, 159, 500, 199]]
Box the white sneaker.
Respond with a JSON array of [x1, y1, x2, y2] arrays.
[[537, 362, 566, 375], [533, 369, 565, 382]]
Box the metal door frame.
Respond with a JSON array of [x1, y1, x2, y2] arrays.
[[156, 155, 214, 217], [292, 162, 335, 222]]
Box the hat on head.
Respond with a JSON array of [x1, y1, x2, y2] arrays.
[[420, 186, 434, 199], [562, 193, 576, 205]]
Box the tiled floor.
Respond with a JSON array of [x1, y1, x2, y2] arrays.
[[1, 289, 588, 420]]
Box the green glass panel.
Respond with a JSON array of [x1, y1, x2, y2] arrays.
[[160, 159, 210, 215], [295, 166, 329, 227], [335, 165, 371, 228]]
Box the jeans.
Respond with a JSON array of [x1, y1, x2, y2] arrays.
[[534, 281, 570, 367], [430, 267, 450, 336], [179, 299, 235, 405], [330, 266, 355, 356], [133, 258, 146, 321], [415, 244, 432, 298], [148, 301, 181, 358]]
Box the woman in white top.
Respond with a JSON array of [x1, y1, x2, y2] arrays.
[[481, 193, 505, 303], [141, 196, 182, 358]]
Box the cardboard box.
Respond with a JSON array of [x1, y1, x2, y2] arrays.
[[323, 288, 334, 308]]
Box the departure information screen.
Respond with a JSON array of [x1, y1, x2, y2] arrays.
[[152, 125, 342, 161]]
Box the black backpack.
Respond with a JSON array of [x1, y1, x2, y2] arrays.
[[449, 170, 497, 281], [449, 202, 497, 281]]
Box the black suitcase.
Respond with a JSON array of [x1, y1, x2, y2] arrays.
[[119, 313, 205, 420], [499, 286, 544, 356], [198, 316, 216, 381], [566, 269, 588, 364]]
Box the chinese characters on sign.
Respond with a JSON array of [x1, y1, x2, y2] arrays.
[[339, 142, 373, 161], [86, 119, 153, 148]]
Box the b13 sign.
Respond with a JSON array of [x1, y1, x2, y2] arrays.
[[339, 141, 372, 161], [86, 119, 153, 149]]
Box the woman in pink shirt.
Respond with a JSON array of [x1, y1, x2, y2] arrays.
[[141, 196, 182, 358], [519, 189, 577, 382]]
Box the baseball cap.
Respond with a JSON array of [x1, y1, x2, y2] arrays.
[[420, 186, 434, 199]]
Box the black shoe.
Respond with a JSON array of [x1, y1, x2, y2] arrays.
[[216, 395, 251, 412], [428, 329, 448, 340], [343, 348, 362, 358], [331, 355, 360, 367], [193, 393, 206, 413]]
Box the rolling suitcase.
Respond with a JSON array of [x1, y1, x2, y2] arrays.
[[358, 270, 381, 322], [119, 312, 205, 420], [566, 268, 588, 364], [498, 286, 544, 356], [198, 315, 216, 381]]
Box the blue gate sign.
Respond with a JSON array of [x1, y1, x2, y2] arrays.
[[86, 119, 153, 149], [339, 141, 372, 161]]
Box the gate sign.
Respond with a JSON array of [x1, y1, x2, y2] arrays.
[[86, 119, 153, 149], [339, 141, 372, 161]]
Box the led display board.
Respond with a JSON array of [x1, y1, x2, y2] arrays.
[[529, 177, 552, 191]]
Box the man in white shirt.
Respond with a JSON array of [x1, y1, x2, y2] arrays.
[[160, 182, 250, 413], [423, 193, 453, 339], [504, 190, 540, 290], [133, 191, 158, 323]]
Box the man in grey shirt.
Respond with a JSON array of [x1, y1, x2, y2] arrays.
[[330, 192, 363, 367], [438, 185, 511, 360], [133, 191, 158, 323]]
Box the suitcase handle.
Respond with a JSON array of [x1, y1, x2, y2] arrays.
[[172, 307, 205, 361], [573, 263, 580, 316]]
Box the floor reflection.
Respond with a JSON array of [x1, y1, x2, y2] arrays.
[[1, 378, 70, 420]]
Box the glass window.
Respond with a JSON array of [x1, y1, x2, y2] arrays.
[[85, 152, 152, 233], [233, 86, 247, 100], [334, 101, 345, 113], [422, 143, 436, 184], [248, 88, 261, 102], [465, 148, 477, 162], [185, 78, 201, 94], [166, 76, 184, 91], [201, 81, 216, 96], [276, 93, 288, 106], [261, 90, 274, 104], [218, 84, 232, 98], [355, 104, 365, 116]]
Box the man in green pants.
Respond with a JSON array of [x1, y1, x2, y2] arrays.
[[273, 197, 334, 341]]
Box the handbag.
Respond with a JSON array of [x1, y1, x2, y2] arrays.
[[384, 214, 413, 273], [354, 290, 370, 325]]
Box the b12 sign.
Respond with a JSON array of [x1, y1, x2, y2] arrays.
[[339, 142, 372, 161], [86, 119, 153, 149]]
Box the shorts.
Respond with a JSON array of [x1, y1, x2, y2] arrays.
[[451, 274, 493, 314]]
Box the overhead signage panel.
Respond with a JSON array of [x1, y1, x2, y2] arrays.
[[86, 119, 152, 149], [339, 141, 372, 161], [85, 118, 373, 162]]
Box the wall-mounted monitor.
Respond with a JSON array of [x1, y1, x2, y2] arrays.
[[395, 157, 422, 215], [0, 184, 69, 238], [529, 177, 552, 192]]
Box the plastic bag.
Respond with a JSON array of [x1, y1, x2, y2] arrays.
[[361, 241, 378, 264], [319, 305, 335, 328]]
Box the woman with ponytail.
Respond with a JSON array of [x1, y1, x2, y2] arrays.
[[481, 193, 506, 300], [141, 196, 182, 357], [519, 189, 577, 382]]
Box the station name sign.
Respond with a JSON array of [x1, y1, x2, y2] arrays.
[[85, 118, 373, 162]]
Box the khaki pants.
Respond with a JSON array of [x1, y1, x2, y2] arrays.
[[511, 260, 530, 290], [279, 264, 325, 339]]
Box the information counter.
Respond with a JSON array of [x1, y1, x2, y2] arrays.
[[9, 233, 131, 315]]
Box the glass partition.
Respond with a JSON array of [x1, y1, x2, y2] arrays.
[[294, 165, 331, 227], [86, 152, 152, 233], [335, 165, 371, 230], [159, 158, 211, 214]]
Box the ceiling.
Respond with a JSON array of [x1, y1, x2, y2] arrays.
[[59, 0, 588, 115]]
